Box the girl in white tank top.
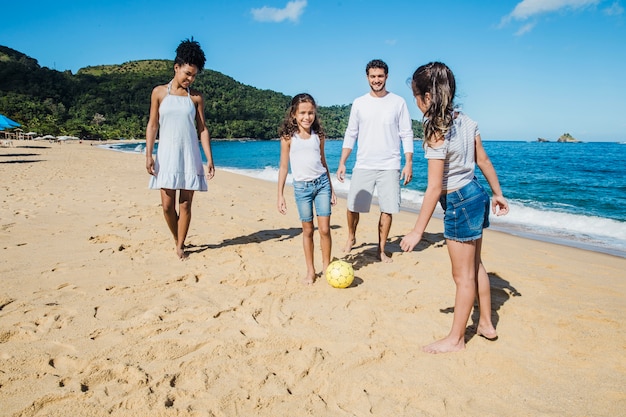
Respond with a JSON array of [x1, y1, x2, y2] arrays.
[[277, 94, 337, 285]]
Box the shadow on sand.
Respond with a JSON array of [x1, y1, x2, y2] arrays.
[[185, 226, 304, 255], [438, 272, 522, 341]]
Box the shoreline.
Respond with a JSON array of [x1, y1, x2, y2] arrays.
[[225, 170, 626, 260], [101, 140, 626, 259], [2, 140, 625, 416], [398, 198, 626, 259]]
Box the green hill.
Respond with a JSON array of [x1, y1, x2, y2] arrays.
[[0, 46, 421, 140], [77, 60, 174, 76]]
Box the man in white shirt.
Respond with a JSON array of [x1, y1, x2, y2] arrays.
[[336, 59, 414, 263]]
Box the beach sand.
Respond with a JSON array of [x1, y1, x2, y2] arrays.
[[1, 140, 625, 416]]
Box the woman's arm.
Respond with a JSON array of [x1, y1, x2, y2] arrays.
[[145, 85, 163, 175], [475, 134, 508, 215], [193, 91, 214, 180]]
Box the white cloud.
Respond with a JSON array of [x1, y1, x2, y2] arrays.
[[500, 0, 603, 34], [509, 0, 601, 20], [251, 0, 307, 23], [515, 22, 536, 35], [603, 1, 624, 15]]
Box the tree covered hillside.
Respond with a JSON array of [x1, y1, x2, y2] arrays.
[[0, 46, 422, 140]]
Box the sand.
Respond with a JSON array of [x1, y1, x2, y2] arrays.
[[1, 140, 625, 416]]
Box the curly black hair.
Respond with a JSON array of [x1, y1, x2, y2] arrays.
[[175, 38, 206, 71]]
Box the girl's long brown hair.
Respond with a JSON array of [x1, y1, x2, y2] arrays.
[[410, 62, 456, 146], [278, 93, 326, 141]]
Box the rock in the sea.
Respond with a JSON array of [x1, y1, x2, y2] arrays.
[[557, 133, 582, 143]]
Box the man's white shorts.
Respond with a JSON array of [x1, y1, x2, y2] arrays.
[[347, 168, 400, 214]]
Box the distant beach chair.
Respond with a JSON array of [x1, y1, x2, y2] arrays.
[[1, 139, 14, 147]]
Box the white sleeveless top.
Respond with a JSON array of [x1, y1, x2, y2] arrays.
[[289, 131, 327, 182], [149, 82, 207, 191]]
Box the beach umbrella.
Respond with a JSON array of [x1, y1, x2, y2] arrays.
[[0, 114, 21, 130], [34, 134, 56, 141]]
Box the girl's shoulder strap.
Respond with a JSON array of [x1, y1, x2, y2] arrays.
[[311, 130, 325, 143]]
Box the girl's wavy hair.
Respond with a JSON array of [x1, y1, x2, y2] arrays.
[[175, 38, 206, 71], [410, 62, 456, 146], [278, 93, 326, 140]]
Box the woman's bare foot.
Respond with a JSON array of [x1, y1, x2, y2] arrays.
[[176, 246, 189, 260], [476, 324, 498, 340], [422, 336, 465, 354], [342, 237, 356, 253]]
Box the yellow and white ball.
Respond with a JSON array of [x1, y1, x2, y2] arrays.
[[325, 260, 354, 288]]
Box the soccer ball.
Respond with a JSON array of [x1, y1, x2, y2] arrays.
[[325, 260, 354, 288]]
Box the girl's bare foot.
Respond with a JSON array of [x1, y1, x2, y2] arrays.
[[422, 336, 465, 354], [476, 324, 498, 340]]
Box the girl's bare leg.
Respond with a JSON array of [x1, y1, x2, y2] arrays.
[[423, 239, 477, 354], [301, 221, 316, 284], [160, 188, 179, 246], [176, 190, 194, 260], [317, 216, 332, 273], [475, 239, 497, 339]]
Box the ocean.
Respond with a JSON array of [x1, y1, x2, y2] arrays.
[[106, 140, 626, 258]]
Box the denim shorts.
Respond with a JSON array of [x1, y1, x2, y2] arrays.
[[439, 178, 490, 242], [293, 173, 332, 222]]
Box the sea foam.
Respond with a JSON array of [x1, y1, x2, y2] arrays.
[[224, 166, 626, 257]]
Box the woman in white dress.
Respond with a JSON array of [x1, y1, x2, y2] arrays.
[[145, 39, 214, 260]]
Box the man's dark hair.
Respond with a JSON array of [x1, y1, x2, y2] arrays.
[[366, 59, 388, 75]]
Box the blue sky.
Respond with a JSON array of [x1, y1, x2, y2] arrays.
[[1, 0, 625, 141]]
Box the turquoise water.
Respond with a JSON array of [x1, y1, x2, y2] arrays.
[[108, 140, 626, 257]]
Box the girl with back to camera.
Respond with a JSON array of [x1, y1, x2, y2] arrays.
[[400, 62, 509, 353], [146, 39, 215, 260], [277, 93, 337, 285]]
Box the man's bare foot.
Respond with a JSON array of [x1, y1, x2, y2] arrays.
[[422, 336, 465, 354], [476, 324, 498, 341], [379, 251, 393, 263], [342, 237, 356, 253]]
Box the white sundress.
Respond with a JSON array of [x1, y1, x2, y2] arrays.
[[149, 83, 207, 191]]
